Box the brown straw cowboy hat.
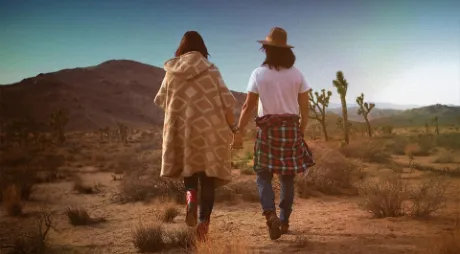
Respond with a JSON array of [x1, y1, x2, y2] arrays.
[[257, 27, 294, 48]]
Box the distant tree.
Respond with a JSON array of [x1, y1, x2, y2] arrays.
[[432, 116, 439, 135], [333, 71, 350, 144], [48, 108, 69, 144], [4, 118, 40, 145], [99, 127, 110, 142], [356, 93, 375, 137], [383, 125, 393, 135], [425, 123, 430, 134], [116, 122, 128, 144], [336, 117, 343, 130], [308, 89, 333, 141]]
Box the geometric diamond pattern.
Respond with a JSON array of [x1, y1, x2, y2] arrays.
[[153, 51, 237, 188]]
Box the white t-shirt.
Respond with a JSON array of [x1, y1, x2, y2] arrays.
[[247, 65, 311, 117]]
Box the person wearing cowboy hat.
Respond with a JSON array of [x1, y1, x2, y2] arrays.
[[233, 27, 314, 240]]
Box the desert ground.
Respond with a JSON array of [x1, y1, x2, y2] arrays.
[[1, 124, 460, 254]]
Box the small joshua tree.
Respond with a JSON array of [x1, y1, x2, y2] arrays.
[[432, 116, 439, 135], [336, 117, 343, 130], [48, 108, 69, 144], [356, 93, 375, 137], [116, 122, 128, 144], [333, 71, 350, 144], [308, 89, 333, 141], [98, 127, 110, 142]]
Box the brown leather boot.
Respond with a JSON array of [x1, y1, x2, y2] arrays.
[[264, 211, 281, 240], [281, 222, 289, 234]]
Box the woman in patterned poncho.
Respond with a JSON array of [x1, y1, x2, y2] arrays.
[[233, 27, 315, 240], [154, 31, 239, 241]]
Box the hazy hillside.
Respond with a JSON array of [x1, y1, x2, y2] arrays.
[[371, 104, 460, 127], [1, 60, 247, 131], [327, 107, 403, 122], [328, 102, 421, 110]]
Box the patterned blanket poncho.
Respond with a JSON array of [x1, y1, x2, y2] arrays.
[[154, 51, 237, 188], [253, 114, 315, 175]]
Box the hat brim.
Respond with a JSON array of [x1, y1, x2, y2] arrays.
[[257, 40, 294, 48]]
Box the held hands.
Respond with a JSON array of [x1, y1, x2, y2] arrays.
[[231, 131, 244, 150]]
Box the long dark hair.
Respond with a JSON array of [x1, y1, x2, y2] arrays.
[[175, 31, 210, 59], [261, 44, 296, 70]]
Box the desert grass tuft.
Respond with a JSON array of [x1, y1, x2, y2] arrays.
[[1, 185, 23, 216]]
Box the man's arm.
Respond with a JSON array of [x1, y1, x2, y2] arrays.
[[238, 92, 259, 133], [298, 91, 310, 133]]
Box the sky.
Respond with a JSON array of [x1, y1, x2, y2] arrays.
[[0, 0, 459, 105]]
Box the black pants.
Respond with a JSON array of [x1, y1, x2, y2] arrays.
[[184, 172, 215, 223]]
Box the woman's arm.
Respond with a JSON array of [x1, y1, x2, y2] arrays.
[[225, 107, 236, 129]]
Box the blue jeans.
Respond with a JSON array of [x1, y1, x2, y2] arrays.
[[256, 170, 295, 224]]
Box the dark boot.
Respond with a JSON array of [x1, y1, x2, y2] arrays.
[[264, 211, 282, 240], [185, 190, 198, 227], [196, 220, 210, 242], [281, 222, 289, 234]]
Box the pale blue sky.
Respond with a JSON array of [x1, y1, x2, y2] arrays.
[[1, 0, 459, 105]]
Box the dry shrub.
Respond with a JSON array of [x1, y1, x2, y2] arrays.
[[340, 140, 391, 164], [113, 151, 183, 203], [72, 176, 96, 194], [405, 143, 431, 157], [359, 174, 407, 218], [230, 181, 259, 203], [433, 151, 456, 164], [66, 207, 106, 226], [35, 154, 66, 182], [115, 151, 143, 174], [384, 136, 409, 155], [132, 223, 165, 253], [214, 185, 238, 203], [168, 227, 196, 249], [297, 149, 360, 197], [408, 177, 449, 217], [1, 185, 23, 216], [435, 133, 460, 151], [195, 237, 255, 254], [132, 223, 195, 253], [415, 134, 436, 155], [4, 207, 56, 254], [115, 168, 183, 203], [0, 166, 36, 202], [159, 205, 180, 223]]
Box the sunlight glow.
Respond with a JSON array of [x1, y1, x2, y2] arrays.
[[381, 63, 460, 105]]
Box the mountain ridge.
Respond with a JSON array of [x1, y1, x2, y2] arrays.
[[2, 60, 458, 130]]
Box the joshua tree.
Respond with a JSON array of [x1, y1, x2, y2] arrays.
[[356, 93, 375, 137], [432, 116, 439, 135], [48, 108, 69, 144], [333, 71, 349, 144], [116, 122, 128, 144], [98, 127, 110, 142], [308, 89, 333, 141], [336, 117, 343, 130]]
